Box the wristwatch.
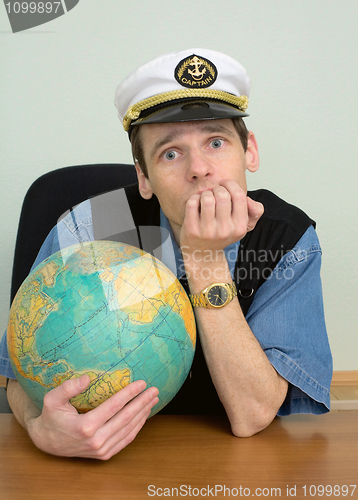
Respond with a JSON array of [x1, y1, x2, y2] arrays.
[[189, 283, 237, 308]]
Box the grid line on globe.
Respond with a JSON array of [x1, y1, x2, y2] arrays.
[[7, 240, 196, 416]]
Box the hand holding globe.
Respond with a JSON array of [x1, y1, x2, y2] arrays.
[[21, 375, 159, 459], [7, 240, 196, 459]]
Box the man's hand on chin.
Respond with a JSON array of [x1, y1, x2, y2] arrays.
[[179, 179, 264, 255]]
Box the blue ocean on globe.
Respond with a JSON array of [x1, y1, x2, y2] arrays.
[[7, 240, 196, 416]]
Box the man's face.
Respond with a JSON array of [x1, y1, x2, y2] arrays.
[[135, 119, 259, 241]]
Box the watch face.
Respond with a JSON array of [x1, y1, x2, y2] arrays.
[[207, 285, 229, 307]]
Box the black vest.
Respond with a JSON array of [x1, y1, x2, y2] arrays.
[[124, 184, 315, 415]]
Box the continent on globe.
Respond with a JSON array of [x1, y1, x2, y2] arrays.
[[7, 240, 196, 416]]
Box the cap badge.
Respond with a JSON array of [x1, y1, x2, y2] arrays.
[[175, 54, 217, 89]]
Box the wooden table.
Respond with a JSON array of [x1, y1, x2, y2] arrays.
[[0, 412, 357, 499]]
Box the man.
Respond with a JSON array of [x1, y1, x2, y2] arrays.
[[0, 48, 332, 460]]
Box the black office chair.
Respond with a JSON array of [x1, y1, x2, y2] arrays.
[[1, 163, 137, 413], [10, 163, 137, 302]]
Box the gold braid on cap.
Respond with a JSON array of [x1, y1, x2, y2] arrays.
[[123, 89, 249, 131]]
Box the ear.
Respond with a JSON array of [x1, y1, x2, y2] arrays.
[[135, 162, 154, 199], [245, 131, 260, 173]]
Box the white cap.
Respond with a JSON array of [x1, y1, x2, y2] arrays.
[[114, 48, 251, 135]]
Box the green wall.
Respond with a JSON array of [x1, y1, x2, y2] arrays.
[[0, 0, 357, 369]]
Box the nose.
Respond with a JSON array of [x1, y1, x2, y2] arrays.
[[186, 148, 213, 181]]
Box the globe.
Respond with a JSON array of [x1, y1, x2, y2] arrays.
[[7, 240, 196, 416]]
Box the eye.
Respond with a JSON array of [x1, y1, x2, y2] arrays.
[[164, 150, 178, 161], [210, 138, 224, 149]]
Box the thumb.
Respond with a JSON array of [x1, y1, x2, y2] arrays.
[[247, 197, 264, 231], [43, 374, 90, 410]]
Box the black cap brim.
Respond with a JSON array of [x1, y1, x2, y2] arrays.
[[130, 100, 248, 133]]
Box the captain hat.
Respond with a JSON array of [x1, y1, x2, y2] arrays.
[[114, 48, 251, 136]]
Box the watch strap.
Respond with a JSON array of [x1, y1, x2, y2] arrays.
[[189, 283, 237, 308]]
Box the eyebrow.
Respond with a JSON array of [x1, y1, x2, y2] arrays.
[[148, 122, 236, 161], [150, 132, 180, 161]]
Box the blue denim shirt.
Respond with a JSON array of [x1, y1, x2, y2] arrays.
[[0, 198, 332, 416]]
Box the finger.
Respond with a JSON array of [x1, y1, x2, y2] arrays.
[[247, 197, 264, 231], [183, 194, 201, 233], [43, 374, 91, 411], [105, 407, 154, 459], [85, 380, 150, 427], [94, 394, 159, 460], [199, 190, 216, 227], [212, 186, 232, 225], [88, 410, 151, 461], [102, 385, 159, 432], [80, 391, 159, 460], [221, 183, 249, 238], [247, 197, 264, 218]]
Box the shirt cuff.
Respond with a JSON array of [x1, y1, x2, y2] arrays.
[[266, 348, 331, 415]]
